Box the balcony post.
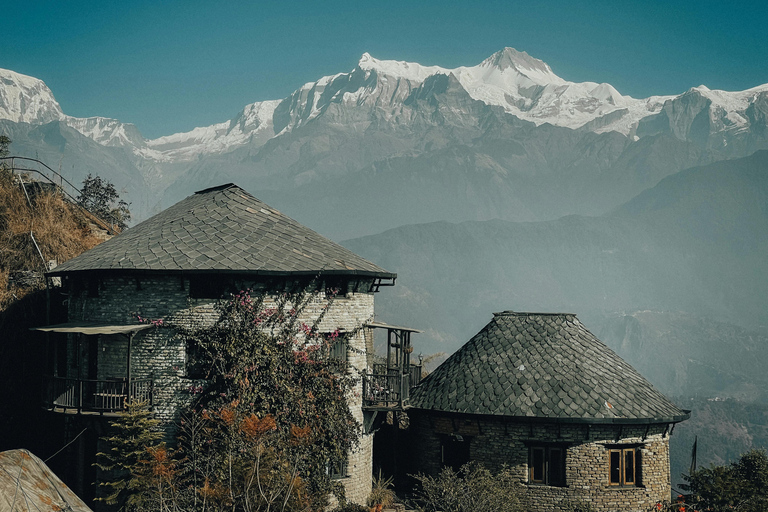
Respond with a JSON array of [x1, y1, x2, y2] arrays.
[[76, 333, 82, 412], [126, 332, 133, 405]]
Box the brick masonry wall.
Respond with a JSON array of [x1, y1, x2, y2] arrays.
[[409, 411, 674, 512], [65, 274, 376, 505]]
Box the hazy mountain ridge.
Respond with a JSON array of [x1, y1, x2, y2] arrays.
[[344, 151, 768, 395], [669, 397, 768, 489]]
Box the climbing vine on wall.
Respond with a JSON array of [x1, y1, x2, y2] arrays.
[[100, 287, 361, 512]]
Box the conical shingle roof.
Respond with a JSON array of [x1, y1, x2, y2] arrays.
[[411, 312, 688, 423], [50, 184, 394, 278]]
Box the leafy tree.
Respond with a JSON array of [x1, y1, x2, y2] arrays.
[[77, 173, 131, 229], [99, 288, 361, 511], [176, 288, 360, 511], [682, 448, 768, 512]]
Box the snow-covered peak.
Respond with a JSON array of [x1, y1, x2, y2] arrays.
[[648, 83, 768, 138], [346, 50, 642, 132], [145, 99, 280, 161], [0, 68, 64, 124], [481, 47, 556, 77], [357, 53, 450, 82], [63, 116, 145, 148]]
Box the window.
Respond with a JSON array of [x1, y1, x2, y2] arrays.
[[442, 434, 471, 471], [529, 446, 565, 486], [608, 447, 640, 486], [329, 458, 348, 480], [189, 276, 235, 299], [328, 334, 348, 363], [87, 277, 99, 297], [185, 340, 209, 379]]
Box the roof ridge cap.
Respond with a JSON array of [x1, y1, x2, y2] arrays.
[[493, 311, 576, 317], [195, 183, 239, 194]]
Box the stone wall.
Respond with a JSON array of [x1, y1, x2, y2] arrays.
[[409, 411, 674, 512], [65, 273, 377, 505]]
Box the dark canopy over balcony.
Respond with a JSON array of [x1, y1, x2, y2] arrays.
[[31, 322, 154, 415]]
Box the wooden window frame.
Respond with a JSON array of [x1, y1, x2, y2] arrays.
[[327, 333, 349, 363], [608, 447, 640, 487], [329, 458, 349, 480], [528, 445, 566, 487]]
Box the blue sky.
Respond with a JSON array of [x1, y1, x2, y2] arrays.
[[4, 0, 768, 139]]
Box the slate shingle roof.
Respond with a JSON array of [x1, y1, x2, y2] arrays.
[[411, 312, 689, 423], [50, 184, 394, 278]]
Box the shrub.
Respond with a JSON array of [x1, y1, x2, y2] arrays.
[[329, 504, 369, 512], [412, 462, 523, 512], [367, 470, 396, 508]]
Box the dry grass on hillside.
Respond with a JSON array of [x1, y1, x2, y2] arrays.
[[0, 168, 102, 309]]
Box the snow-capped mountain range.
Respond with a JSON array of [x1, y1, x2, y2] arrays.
[[1, 48, 767, 237], [3, 48, 766, 160]]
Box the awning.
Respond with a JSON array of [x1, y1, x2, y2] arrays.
[[30, 321, 154, 336], [366, 321, 422, 333]]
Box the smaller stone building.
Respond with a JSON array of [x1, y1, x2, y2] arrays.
[[408, 312, 689, 512]]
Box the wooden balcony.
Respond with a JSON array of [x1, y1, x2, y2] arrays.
[[362, 322, 422, 416], [363, 363, 422, 411], [42, 375, 153, 416]]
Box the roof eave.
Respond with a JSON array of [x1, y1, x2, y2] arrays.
[[410, 407, 691, 425], [47, 268, 397, 280]]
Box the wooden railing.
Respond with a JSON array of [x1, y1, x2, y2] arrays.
[[362, 363, 422, 410], [41, 376, 153, 414]]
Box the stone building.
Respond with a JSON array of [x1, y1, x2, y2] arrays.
[[407, 311, 690, 512], [34, 183, 410, 505]]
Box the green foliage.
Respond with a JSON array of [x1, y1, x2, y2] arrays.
[[649, 497, 697, 512], [412, 462, 523, 512], [173, 287, 360, 511], [0, 135, 10, 158], [77, 173, 131, 229], [682, 448, 768, 512], [98, 287, 361, 511], [95, 399, 166, 511]]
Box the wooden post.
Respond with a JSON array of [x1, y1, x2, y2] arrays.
[[77, 333, 82, 412], [126, 332, 133, 405]]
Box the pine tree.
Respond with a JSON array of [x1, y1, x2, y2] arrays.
[[95, 399, 164, 510]]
